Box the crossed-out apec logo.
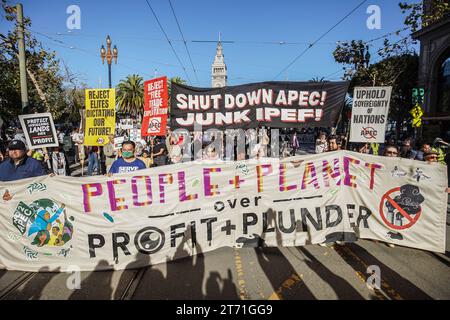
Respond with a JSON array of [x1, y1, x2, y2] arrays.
[[148, 117, 162, 133], [361, 127, 378, 139]]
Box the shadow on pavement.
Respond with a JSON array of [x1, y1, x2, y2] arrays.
[[255, 246, 316, 300], [297, 246, 364, 300], [69, 260, 113, 300], [8, 266, 60, 300], [336, 243, 433, 300]]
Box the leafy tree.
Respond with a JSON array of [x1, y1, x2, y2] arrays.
[[399, 0, 450, 33], [0, 1, 82, 124], [116, 74, 144, 117]]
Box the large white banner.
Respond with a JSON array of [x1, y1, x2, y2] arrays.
[[0, 151, 447, 271], [350, 87, 392, 143]]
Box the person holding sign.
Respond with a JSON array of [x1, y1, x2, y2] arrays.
[[108, 141, 146, 174]]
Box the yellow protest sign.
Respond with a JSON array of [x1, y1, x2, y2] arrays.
[[409, 104, 424, 128], [84, 88, 116, 146]]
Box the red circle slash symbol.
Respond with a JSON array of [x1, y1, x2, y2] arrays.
[[361, 127, 377, 139], [379, 187, 422, 230]]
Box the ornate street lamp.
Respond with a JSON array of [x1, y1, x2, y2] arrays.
[[100, 35, 118, 88]]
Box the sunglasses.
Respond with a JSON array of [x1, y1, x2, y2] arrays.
[[386, 151, 398, 155]]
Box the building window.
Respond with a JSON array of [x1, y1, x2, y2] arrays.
[[437, 55, 450, 113]]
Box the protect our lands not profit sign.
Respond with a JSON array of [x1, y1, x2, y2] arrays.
[[350, 86, 392, 143], [0, 151, 447, 272], [170, 81, 349, 130], [84, 88, 116, 146], [18, 113, 59, 150]]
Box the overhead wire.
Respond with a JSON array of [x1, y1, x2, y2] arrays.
[[167, 0, 199, 84], [272, 0, 368, 80], [143, 0, 192, 84]]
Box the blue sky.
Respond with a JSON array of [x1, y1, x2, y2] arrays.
[[1, 0, 417, 88]]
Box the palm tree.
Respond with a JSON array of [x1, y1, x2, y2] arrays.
[[116, 74, 144, 117]]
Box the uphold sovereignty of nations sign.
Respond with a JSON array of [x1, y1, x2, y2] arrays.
[[170, 81, 349, 130], [0, 151, 447, 271]]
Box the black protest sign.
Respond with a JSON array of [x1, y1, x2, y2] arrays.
[[170, 81, 349, 130], [18, 113, 59, 149]]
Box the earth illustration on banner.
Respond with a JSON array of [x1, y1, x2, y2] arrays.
[[10, 197, 75, 260]]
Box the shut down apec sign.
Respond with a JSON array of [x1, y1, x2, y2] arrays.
[[170, 81, 349, 130]]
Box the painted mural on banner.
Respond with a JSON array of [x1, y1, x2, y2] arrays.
[[170, 81, 349, 130], [84, 88, 116, 146], [142, 77, 168, 136], [18, 113, 59, 149], [0, 151, 447, 271], [350, 86, 392, 143]]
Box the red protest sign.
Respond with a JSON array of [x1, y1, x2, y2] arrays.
[[379, 186, 423, 230], [142, 76, 168, 136]]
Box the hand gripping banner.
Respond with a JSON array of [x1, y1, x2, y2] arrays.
[[0, 151, 447, 271]]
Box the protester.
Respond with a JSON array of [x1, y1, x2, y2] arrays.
[[169, 144, 183, 164], [99, 146, 107, 175], [139, 150, 153, 168], [315, 132, 328, 154], [46, 146, 71, 176], [103, 134, 117, 173], [71, 128, 84, 164], [383, 145, 399, 157], [327, 135, 340, 152], [152, 137, 168, 166], [423, 149, 439, 163], [87, 146, 99, 176], [109, 141, 146, 174], [382, 144, 399, 248], [0, 140, 47, 181], [204, 145, 219, 161], [433, 138, 448, 164], [13, 128, 26, 143]]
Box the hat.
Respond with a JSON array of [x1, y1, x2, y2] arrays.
[[424, 148, 439, 157], [8, 140, 26, 151]]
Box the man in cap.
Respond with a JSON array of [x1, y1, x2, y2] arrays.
[[0, 140, 47, 181]]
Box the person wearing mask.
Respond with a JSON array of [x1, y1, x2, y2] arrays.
[[0, 140, 46, 181], [109, 141, 146, 174], [47, 146, 71, 176]]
